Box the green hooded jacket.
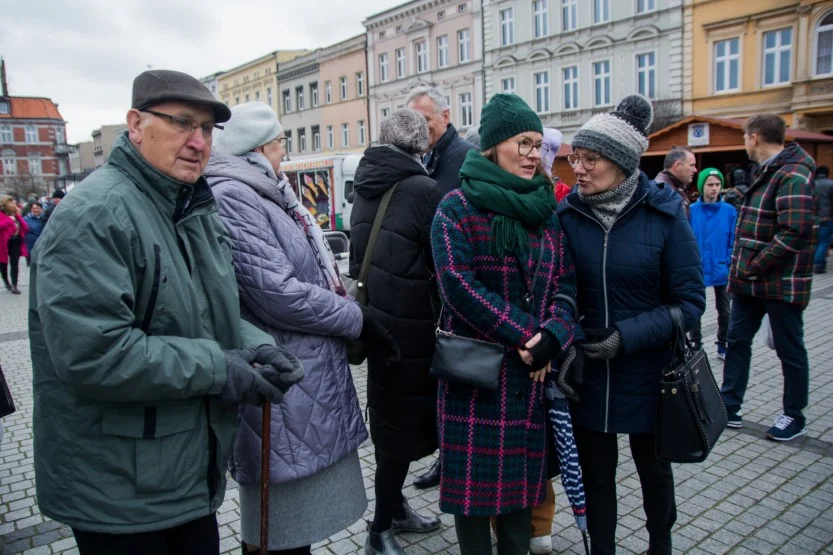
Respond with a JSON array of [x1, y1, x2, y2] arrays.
[[28, 132, 274, 533]]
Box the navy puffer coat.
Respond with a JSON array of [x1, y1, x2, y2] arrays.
[[557, 173, 705, 434]]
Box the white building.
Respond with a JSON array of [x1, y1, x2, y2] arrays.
[[200, 72, 224, 100], [364, 0, 485, 142], [483, 0, 684, 140]]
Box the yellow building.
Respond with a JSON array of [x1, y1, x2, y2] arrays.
[[686, 0, 833, 133], [217, 50, 308, 115]]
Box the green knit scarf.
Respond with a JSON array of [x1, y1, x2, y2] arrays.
[[459, 150, 557, 256]]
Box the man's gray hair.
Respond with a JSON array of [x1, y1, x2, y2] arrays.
[[663, 146, 693, 171], [405, 86, 449, 114], [380, 108, 430, 155]]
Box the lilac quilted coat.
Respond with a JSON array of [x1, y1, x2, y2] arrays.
[[205, 152, 367, 487]]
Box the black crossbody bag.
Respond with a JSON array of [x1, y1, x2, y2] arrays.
[[656, 305, 727, 463], [0, 363, 15, 418]]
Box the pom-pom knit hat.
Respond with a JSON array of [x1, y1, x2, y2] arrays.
[[571, 94, 654, 175], [479, 94, 543, 151]]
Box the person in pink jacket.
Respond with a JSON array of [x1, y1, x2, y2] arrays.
[[0, 196, 28, 294]]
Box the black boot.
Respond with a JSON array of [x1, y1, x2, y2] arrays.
[[391, 500, 441, 534], [3, 280, 10, 292], [365, 525, 407, 554], [412, 458, 440, 489]]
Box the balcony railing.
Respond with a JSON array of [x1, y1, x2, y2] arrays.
[[53, 143, 73, 155]]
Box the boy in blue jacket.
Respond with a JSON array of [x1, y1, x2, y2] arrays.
[[690, 168, 737, 359]]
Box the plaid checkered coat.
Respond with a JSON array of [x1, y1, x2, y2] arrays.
[[430, 189, 581, 516], [729, 143, 816, 307]]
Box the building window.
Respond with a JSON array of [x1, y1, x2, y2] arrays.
[[438, 35, 449, 68], [415, 41, 429, 73], [396, 25, 403, 33], [285, 131, 293, 153], [357, 73, 365, 96], [637, 0, 656, 14], [396, 48, 407, 78], [593, 60, 611, 106], [763, 28, 792, 86], [816, 11, 833, 76], [637, 52, 657, 99], [282, 90, 291, 113], [55, 127, 64, 144], [501, 77, 516, 94], [267, 87, 272, 106], [562, 0, 577, 31], [255, 91, 260, 101], [298, 128, 306, 152], [534, 72, 550, 113], [459, 93, 473, 127], [25, 125, 37, 144], [438, 10, 445, 20], [563, 66, 579, 110], [28, 155, 41, 176], [459, 3, 466, 12], [380, 53, 389, 82], [0, 126, 11, 144], [381, 107, 390, 119], [245, 94, 250, 102], [311, 82, 319, 107], [359, 120, 367, 145], [458, 29, 471, 63], [533, 0, 548, 38], [593, 0, 610, 24], [379, 31, 386, 39], [2, 157, 15, 175], [327, 126, 334, 149], [235, 97, 240, 105], [714, 37, 740, 93], [340, 76, 348, 100], [341, 123, 350, 147], [296, 87, 304, 111], [312, 125, 321, 151], [325, 81, 332, 103], [500, 8, 515, 46]]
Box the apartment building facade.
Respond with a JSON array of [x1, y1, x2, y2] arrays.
[[483, 0, 684, 140], [364, 0, 484, 142], [217, 50, 307, 114], [200, 71, 224, 100], [320, 34, 370, 154], [92, 124, 127, 167], [277, 50, 322, 158], [687, 0, 833, 134]]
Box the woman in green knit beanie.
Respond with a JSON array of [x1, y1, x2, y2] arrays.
[[430, 94, 582, 555]]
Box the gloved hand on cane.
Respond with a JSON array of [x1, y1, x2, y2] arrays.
[[219, 346, 304, 406]]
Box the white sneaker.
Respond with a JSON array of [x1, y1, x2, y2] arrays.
[[529, 535, 553, 554]]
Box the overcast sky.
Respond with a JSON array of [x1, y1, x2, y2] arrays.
[[0, 0, 395, 143]]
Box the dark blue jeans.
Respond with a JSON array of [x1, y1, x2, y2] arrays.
[[720, 294, 809, 423], [814, 220, 833, 268]]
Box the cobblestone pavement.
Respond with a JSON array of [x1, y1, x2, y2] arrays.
[[2, 263, 833, 555]]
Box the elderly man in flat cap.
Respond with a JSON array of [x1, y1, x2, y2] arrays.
[[28, 70, 304, 555]]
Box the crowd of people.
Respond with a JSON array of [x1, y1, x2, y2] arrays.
[[6, 67, 824, 555]]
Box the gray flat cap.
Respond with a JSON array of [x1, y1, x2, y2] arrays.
[[132, 69, 231, 123]]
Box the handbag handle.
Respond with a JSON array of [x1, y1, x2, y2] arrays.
[[355, 182, 399, 304], [668, 304, 687, 357]]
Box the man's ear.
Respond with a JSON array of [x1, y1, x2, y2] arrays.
[[442, 108, 451, 126], [126, 109, 144, 144]]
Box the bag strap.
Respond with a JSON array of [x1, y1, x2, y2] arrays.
[[356, 183, 400, 299], [668, 305, 686, 356]]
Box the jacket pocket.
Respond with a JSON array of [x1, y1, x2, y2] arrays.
[[101, 403, 201, 496], [734, 237, 766, 279]]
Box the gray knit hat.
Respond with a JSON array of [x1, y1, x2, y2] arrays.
[[213, 102, 282, 156], [380, 108, 429, 154], [571, 95, 654, 175]]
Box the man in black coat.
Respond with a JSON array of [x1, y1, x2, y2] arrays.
[[406, 86, 476, 195]]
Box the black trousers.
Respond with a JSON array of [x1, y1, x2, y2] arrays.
[[690, 285, 731, 346], [371, 451, 410, 532], [1, 236, 22, 287], [73, 513, 219, 555], [454, 507, 532, 555], [574, 427, 676, 555]]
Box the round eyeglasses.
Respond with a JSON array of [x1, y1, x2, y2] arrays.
[[567, 152, 602, 171]]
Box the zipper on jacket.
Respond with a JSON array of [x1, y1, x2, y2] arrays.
[[205, 397, 218, 502], [140, 244, 162, 334]]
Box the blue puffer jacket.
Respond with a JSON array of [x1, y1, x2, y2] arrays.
[[689, 198, 737, 287], [557, 173, 705, 434]]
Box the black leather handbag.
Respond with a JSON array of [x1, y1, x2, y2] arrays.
[[0, 363, 15, 418], [656, 305, 728, 463]]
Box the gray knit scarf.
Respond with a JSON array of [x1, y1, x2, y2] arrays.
[[578, 170, 640, 230]]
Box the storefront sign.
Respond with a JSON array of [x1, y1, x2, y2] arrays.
[[688, 122, 710, 147]]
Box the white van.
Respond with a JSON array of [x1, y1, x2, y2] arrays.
[[281, 154, 362, 233]]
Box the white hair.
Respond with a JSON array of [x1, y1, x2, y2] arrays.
[[405, 86, 449, 114]]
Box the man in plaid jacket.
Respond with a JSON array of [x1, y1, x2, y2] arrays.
[[721, 114, 816, 441]]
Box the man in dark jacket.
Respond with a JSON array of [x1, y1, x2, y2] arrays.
[[654, 146, 697, 216], [41, 189, 64, 224], [721, 114, 816, 442], [813, 166, 833, 273], [407, 86, 476, 195], [29, 70, 303, 555]]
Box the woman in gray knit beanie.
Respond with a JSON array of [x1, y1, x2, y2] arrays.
[[556, 94, 705, 555]]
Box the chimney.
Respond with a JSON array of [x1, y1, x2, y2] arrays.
[[0, 58, 7, 98]]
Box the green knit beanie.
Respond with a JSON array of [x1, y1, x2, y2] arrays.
[[696, 167, 725, 194], [478, 94, 543, 151]]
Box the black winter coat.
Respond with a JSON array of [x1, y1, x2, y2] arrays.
[[557, 174, 705, 434], [349, 146, 445, 461], [426, 124, 477, 195]]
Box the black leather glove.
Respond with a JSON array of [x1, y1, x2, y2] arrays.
[[556, 343, 585, 402], [582, 327, 622, 360], [526, 330, 561, 371], [359, 306, 401, 367], [254, 345, 305, 393], [220, 347, 304, 406]]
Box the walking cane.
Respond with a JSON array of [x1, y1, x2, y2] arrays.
[[260, 402, 271, 555]]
